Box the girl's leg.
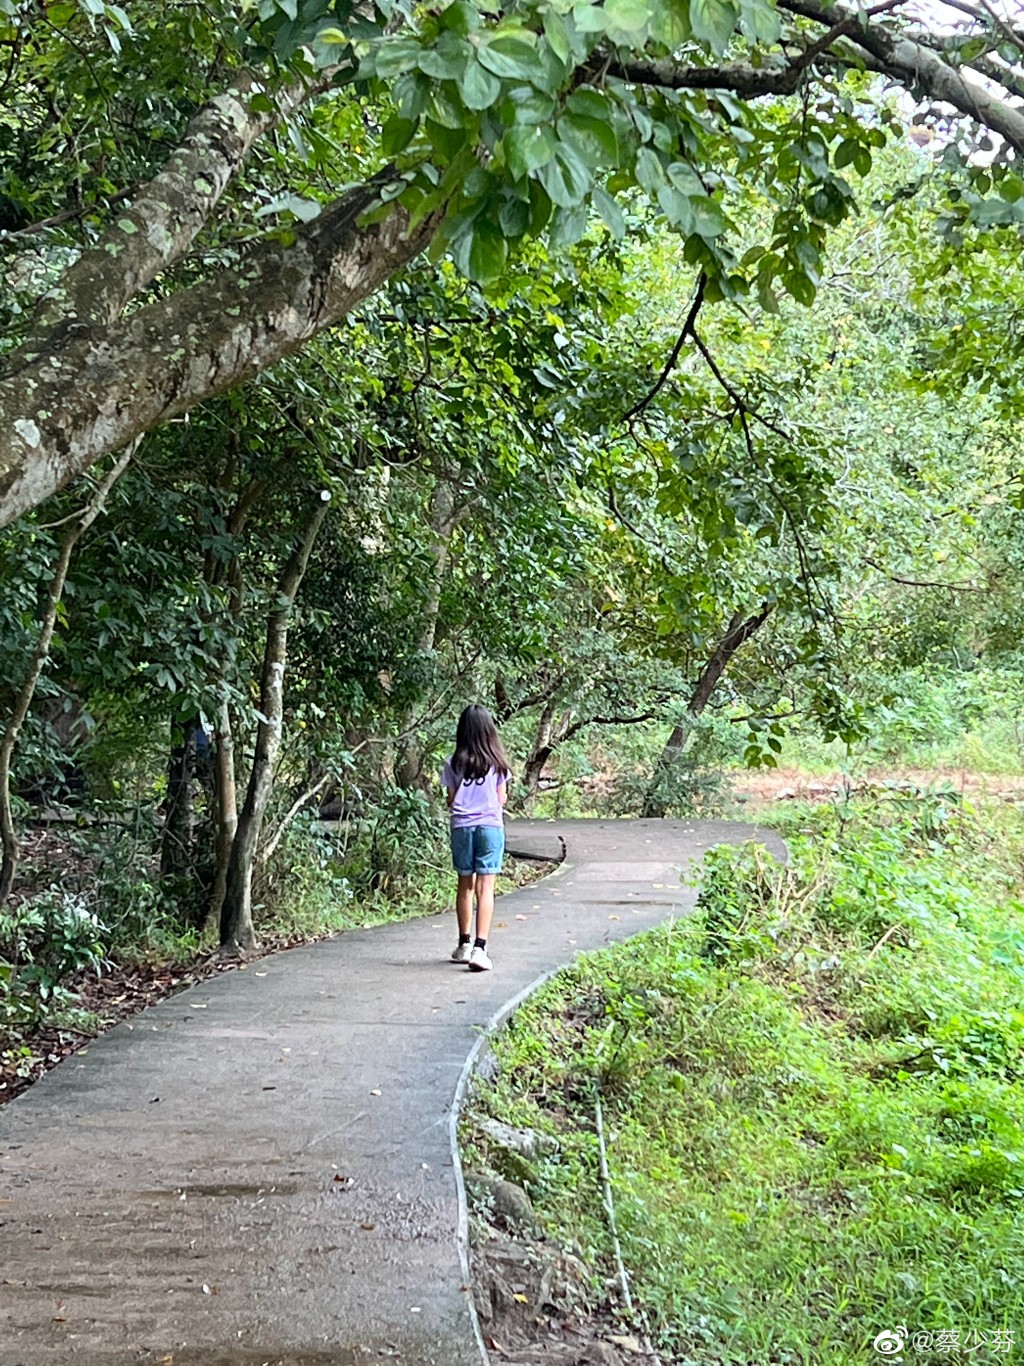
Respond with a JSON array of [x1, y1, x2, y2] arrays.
[[456, 874, 475, 936], [474, 873, 497, 941]]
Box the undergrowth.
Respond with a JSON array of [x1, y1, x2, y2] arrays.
[[468, 792, 1024, 1363]]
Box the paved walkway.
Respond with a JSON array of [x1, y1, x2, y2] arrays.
[[0, 818, 782, 1366]]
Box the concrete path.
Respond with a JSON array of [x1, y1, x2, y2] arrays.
[[0, 818, 783, 1366]]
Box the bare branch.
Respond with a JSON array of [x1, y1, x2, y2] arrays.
[[622, 274, 706, 423]]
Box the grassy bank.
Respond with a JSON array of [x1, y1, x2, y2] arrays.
[[466, 791, 1024, 1363]]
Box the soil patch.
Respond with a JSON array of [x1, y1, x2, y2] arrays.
[[730, 765, 1024, 810], [473, 1219, 653, 1365]]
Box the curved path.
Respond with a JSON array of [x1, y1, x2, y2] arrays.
[[0, 818, 782, 1366]]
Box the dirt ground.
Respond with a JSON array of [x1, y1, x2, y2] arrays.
[[473, 1219, 650, 1366], [728, 765, 1024, 810]]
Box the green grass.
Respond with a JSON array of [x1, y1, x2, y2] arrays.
[[465, 793, 1024, 1364]]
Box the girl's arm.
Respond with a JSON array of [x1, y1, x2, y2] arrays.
[[498, 774, 509, 808], [445, 786, 456, 809]]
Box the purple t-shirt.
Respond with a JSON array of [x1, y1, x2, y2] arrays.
[[441, 759, 509, 829]]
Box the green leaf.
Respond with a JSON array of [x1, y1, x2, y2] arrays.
[[548, 203, 589, 248], [428, 86, 468, 128], [635, 146, 664, 193], [559, 112, 621, 167], [500, 87, 557, 126], [504, 123, 557, 178], [540, 142, 592, 208], [650, 0, 691, 45], [592, 185, 625, 238], [256, 193, 322, 223], [657, 185, 695, 233], [604, 0, 650, 31], [381, 114, 418, 156], [543, 9, 572, 62], [458, 58, 503, 109], [833, 137, 859, 170], [688, 0, 738, 54], [426, 117, 471, 159], [691, 198, 725, 238], [757, 276, 779, 313], [784, 270, 816, 306], [476, 35, 544, 81], [571, 2, 607, 32], [498, 193, 531, 236], [528, 179, 553, 233], [454, 219, 509, 282], [440, 0, 480, 34], [374, 39, 424, 78]]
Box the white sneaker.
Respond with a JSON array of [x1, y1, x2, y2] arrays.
[[451, 941, 472, 963], [468, 945, 492, 972]]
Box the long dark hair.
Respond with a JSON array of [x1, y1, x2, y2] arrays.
[[452, 704, 509, 782]]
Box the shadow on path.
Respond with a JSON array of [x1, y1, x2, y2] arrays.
[[0, 818, 783, 1365]]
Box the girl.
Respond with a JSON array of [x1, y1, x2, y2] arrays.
[[441, 704, 511, 972]]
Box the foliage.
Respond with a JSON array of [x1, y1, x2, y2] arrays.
[[0, 888, 106, 1026], [469, 793, 1024, 1361]]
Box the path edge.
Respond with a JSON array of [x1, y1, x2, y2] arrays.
[[448, 855, 576, 1364], [446, 827, 786, 1363]]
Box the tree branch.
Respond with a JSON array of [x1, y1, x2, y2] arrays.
[[778, 0, 1024, 154], [0, 184, 439, 529], [622, 274, 706, 423], [17, 68, 335, 353]]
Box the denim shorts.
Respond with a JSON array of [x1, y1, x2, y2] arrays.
[[450, 824, 505, 876]]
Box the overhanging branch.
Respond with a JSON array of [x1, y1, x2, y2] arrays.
[[779, 0, 1024, 154], [18, 67, 334, 354]]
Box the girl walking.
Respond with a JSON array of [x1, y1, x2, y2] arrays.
[[441, 704, 511, 972]]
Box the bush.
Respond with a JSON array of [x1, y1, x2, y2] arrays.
[[0, 889, 107, 1026]]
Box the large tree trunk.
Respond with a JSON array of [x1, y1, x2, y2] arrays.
[[219, 496, 330, 952], [0, 191, 435, 529], [642, 603, 773, 819], [0, 445, 135, 907]]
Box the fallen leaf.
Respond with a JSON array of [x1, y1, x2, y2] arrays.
[[370, 1088, 382, 1096], [512, 1292, 529, 1303], [609, 915, 620, 921], [515, 915, 527, 921], [609, 1334, 644, 1352], [360, 1222, 375, 1231]]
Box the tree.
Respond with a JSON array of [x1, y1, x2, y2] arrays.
[[3, 0, 1024, 527]]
